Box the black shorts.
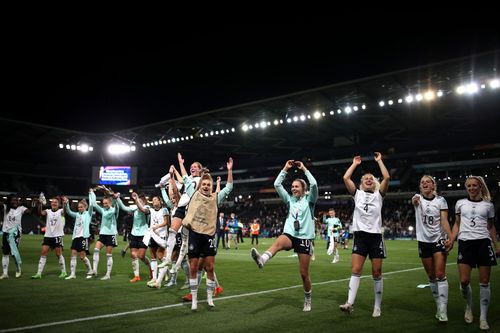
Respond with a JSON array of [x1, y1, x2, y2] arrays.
[[173, 232, 183, 251], [352, 231, 386, 259], [173, 206, 186, 219], [98, 234, 118, 247], [457, 239, 497, 268], [42, 236, 64, 249], [148, 237, 165, 249], [418, 240, 447, 258], [283, 233, 314, 255], [187, 230, 216, 259], [129, 235, 148, 249], [71, 237, 89, 252], [2, 232, 21, 253]]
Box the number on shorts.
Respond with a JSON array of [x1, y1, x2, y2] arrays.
[[208, 239, 215, 248]]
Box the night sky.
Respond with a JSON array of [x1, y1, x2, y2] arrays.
[[4, 22, 499, 133]]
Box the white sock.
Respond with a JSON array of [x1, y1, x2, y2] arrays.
[[437, 277, 448, 313], [460, 283, 473, 309], [37, 255, 47, 275], [141, 256, 150, 266], [479, 283, 490, 321], [58, 255, 66, 273], [2, 255, 9, 275], [206, 278, 216, 306], [132, 258, 139, 277], [190, 278, 199, 310], [92, 248, 100, 273], [373, 277, 383, 310], [261, 251, 273, 265], [156, 261, 169, 284], [429, 279, 439, 307], [82, 257, 92, 272], [151, 259, 158, 280], [70, 256, 77, 276], [347, 274, 361, 305], [304, 289, 312, 301], [165, 229, 177, 263], [105, 254, 113, 277]]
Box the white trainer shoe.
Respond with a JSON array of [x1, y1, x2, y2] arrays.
[[0, 274, 8, 280], [100, 275, 111, 280], [303, 299, 312, 312], [479, 319, 490, 330], [464, 306, 473, 324], [65, 275, 76, 280], [339, 302, 353, 314], [372, 307, 381, 318], [251, 248, 263, 269]]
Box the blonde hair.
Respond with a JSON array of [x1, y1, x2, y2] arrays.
[[293, 178, 308, 192], [79, 199, 88, 208], [419, 175, 437, 196], [466, 176, 491, 202], [359, 173, 380, 191], [196, 173, 213, 191]]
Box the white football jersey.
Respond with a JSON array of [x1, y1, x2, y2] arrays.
[[177, 176, 201, 208], [44, 209, 65, 237], [149, 207, 168, 237], [352, 190, 383, 234], [455, 198, 494, 241], [2, 205, 27, 232], [414, 194, 448, 242]]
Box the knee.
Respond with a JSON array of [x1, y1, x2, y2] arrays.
[[372, 269, 382, 279], [460, 279, 470, 287]]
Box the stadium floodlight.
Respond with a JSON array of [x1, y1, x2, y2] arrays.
[[163, 140, 167, 144], [424, 91, 435, 101], [76, 145, 81, 150], [328, 110, 334, 116], [353, 106, 359, 111], [220, 130, 225, 134], [255, 123, 260, 128], [481, 84, 486, 89], [231, 128, 235, 132], [345, 106, 352, 114], [154, 141, 159, 146], [466, 83, 479, 94], [322, 112, 325, 116], [397, 98, 403, 103], [286, 118, 292, 123], [307, 115, 311, 119], [299, 115, 306, 121], [190, 135, 194, 139], [405, 95, 414, 103], [142, 143, 146, 148], [248, 125, 253, 130], [81, 144, 89, 153], [437, 90, 444, 97], [215, 131, 219, 135], [415, 93, 423, 101], [489, 79, 500, 89], [107, 144, 131, 155], [378, 101, 385, 107], [388, 100, 393, 105], [293, 116, 298, 122], [273, 119, 279, 125], [131, 146, 136, 151], [71, 145, 76, 150], [167, 139, 171, 143], [408, 226, 414, 232], [267, 121, 271, 126], [361, 104, 366, 109], [447, 183, 452, 188], [456, 85, 465, 95], [59, 143, 64, 149], [210, 131, 214, 136], [279, 119, 283, 124], [260, 121, 267, 128], [181, 137, 184, 141], [337, 109, 342, 114]]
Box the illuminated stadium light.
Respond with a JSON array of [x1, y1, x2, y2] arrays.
[[293, 116, 298, 122], [481, 84, 486, 89], [267, 122, 271, 126], [260, 121, 267, 128], [59, 143, 64, 149], [180, 137, 185, 141], [447, 183, 452, 188], [490, 79, 500, 89], [255, 123, 260, 128], [415, 93, 423, 101], [465, 83, 479, 94], [231, 128, 235, 132], [154, 141, 159, 146], [167, 139, 171, 143], [273, 119, 279, 125], [405, 95, 414, 103], [286, 118, 292, 123], [131, 146, 136, 151], [337, 109, 342, 114], [424, 91, 435, 100], [456, 85, 466, 94], [71, 145, 76, 150], [353, 106, 359, 111], [307, 115, 311, 119], [76, 145, 81, 150], [65, 144, 70, 149], [322, 112, 325, 116], [299, 115, 306, 121], [361, 104, 366, 109], [190, 135, 194, 139], [107, 144, 131, 155], [248, 125, 253, 130], [279, 119, 283, 124], [88, 146, 93, 151], [142, 143, 146, 147], [163, 140, 167, 144], [210, 131, 214, 136], [176, 138, 181, 142], [437, 90, 444, 97], [344, 107, 352, 114], [215, 131, 219, 135], [81, 144, 89, 153], [328, 110, 334, 116], [378, 101, 385, 107], [388, 100, 393, 105], [397, 98, 403, 103]]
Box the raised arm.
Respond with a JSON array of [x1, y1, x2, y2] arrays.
[[132, 192, 149, 214], [171, 165, 184, 184], [274, 160, 293, 204], [62, 196, 77, 219], [343, 156, 361, 196], [90, 190, 104, 215], [178, 153, 188, 177], [218, 158, 234, 204], [116, 194, 134, 213], [375, 152, 391, 195]]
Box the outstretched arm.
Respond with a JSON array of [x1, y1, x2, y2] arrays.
[[132, 193, 149, 214], [274, 160, 294, 204], [178, 153, 188, 177], [295, 161, 318, 203], [218, 158, 234, 204], [343, 156, 361, 196], [375, 152, 391, 195]]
